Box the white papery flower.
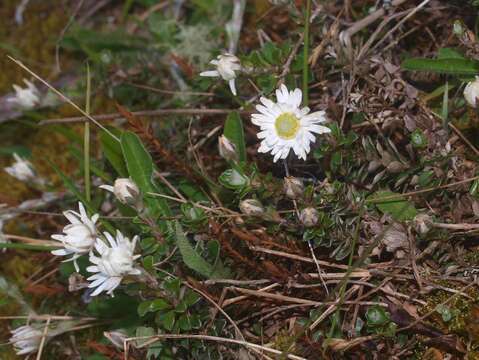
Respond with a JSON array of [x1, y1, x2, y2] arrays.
[[99, 178, 141, 207], [87, 230, 141, 297], [9, 325, 43, 356], [4, 153, 36, 182], [464, 76, 479, 108], [251, 85, 331, 162], [51, 202, 99, 272], [200, 54, 241, 95], [10, 79, 40, 109]]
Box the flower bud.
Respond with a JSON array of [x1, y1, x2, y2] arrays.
[[239, 199, 264, 216], [100, 178, 141, 208], [464, 77, 479, 108], [104, 330, 128, 349], [218, 135, 238, 162], [299, 207, 319, 227], [414, 213, 433, 235], [283, 176, 304, 199]]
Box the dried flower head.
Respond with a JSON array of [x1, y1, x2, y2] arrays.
[[9, 79, 40, 109], [51, 202, 99, 272], [87, 230, 141, 297], [200, 54, 241, 95], [9, 325, 43, 356]]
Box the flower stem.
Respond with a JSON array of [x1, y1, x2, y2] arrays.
[[84, 63, 91, 202], [302, 0, 312, 106]]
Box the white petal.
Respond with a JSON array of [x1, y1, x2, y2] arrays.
[[228, 79, 237, 96], [200, 70, 219, 77]]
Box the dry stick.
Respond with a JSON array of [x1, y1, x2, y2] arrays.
[[408, 228, 423, 291], [0, 315, 96, 321], [278, 33, 305, 84], [35, 317, 51, 360], [222, 283, 280, 307], [126, 334, 307, 360], [39, 108, 252, 125], [7, 56, 120, 142], [366, 175, 479, 203], [339, 0, 410, 57], [249, 245, 366, 271], [432, 222, 479, 230], [309, 285, 360, 331], [371, 0, 434, 54], [4, 234, 59, 247], [126, 82, 214, 96], [230, 287, 384, 307]]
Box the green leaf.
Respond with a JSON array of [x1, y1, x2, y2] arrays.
[[138, 299, 171, 317], [402, 58, 479, 75], [174, 222, 227, 279], [366, 306, 389, 327], [224, 112, 247, 162], [437, 48, 465, 60], [156, 310, 176, 331], [121, 131, 170, 216], [218, 168, 249, 190], [101, 129, 128, 177], [369, 191, 417, 221]]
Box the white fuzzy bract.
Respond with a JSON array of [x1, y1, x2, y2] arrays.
[[200, 54, 241, 95], [51, 202, 99, 272], [9, 325, 43, 356], [100, 178, 140, 207], [464, 77, 479, 108], [251, 84, 331, 162], [4, 153, 36, 182], [10, 79, 40, 109], [87, 230, 141, 297]]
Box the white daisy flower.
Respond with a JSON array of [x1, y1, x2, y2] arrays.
[[251, 84, 331, 162], [9, 324, 43, 356], [200, 54, 241, 96], [87, 230, 141, 297], [4, 153, 36, 182], [51, 202, 99, 272], [464, 76, 479, 108], [9, 79, 40, 109], [99, 178, 141, 208]]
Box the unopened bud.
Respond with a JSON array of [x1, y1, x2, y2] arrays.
[[100, 178, 141, 208], [283, 176, 304, 199], [104, 330, 128, 349], [239, 199, 264, 216], [299, 207, 319, 227], [414, 213, 433, 235], [464, 77, 479, 108], [218, 135, 238, 162], [386, 161, 406, 174]]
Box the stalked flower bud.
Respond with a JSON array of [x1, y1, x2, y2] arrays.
[[239, 199, 264, 216], [100, 178, 142, 208], [218, 135, 238, 162], [104, 330, 128, 349], [283, 176, 304, 199], [299, 207, 319, 227], [414, 213, 433, 235], [464, 77, 479, 108]]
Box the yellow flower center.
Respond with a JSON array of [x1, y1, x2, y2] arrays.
[[275, 113, 300, 140]]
